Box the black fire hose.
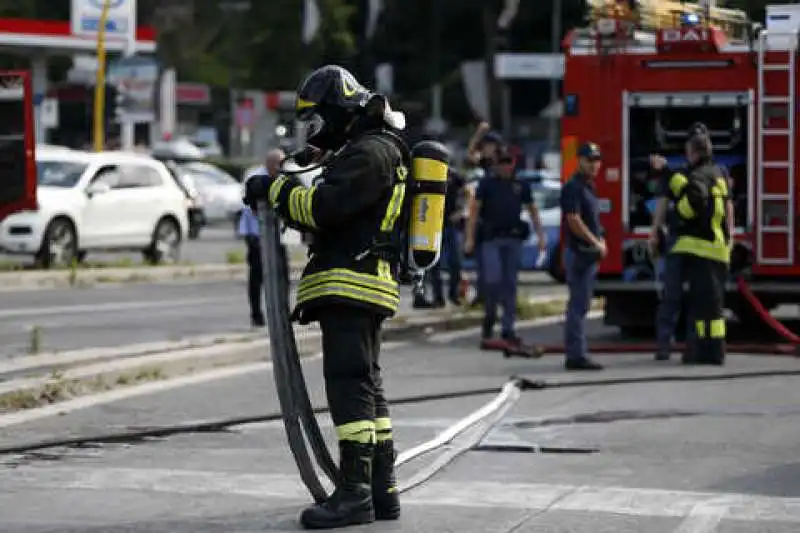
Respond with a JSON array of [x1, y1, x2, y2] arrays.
[[255, 201, 525, 501], [258, 202, 337, 503]]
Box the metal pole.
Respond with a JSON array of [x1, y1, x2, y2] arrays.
[[120, 3, 136, 151], [547, 0, 562, 150], [93, 0, 111, 152], [430, 0, 442, 131]]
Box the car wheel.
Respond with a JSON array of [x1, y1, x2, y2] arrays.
[[36, 217, 78, 269], [143, 217, 182, 265]]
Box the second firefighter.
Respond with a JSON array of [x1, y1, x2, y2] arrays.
[[651, 132, 730, 365]]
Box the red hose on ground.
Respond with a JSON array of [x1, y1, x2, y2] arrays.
[[530, 342, 797, 356], [735, 276, 800, 344], [503, 276, 799, 357]]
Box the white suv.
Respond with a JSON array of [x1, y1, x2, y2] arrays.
[[0, 147, 189, 268]]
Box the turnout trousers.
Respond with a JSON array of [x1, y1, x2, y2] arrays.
[[302, 304, 400, 527], [318, 304, 392, 446], [680, 254, 727, 365]]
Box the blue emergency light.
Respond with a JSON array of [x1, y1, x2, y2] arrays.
[[681, 12, 700, 26]]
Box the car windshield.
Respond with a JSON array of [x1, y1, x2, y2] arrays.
[[179, 162, 237, 186], [37, 160, 88, 188]]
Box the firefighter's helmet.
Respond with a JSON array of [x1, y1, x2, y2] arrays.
[[295, 66, 374, 120], [294, 65, 376, 151]]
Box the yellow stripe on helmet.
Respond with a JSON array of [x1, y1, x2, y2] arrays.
[[296, 98, 316, 110]]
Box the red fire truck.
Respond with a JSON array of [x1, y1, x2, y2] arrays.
[[561, 7, 800, 333], [0, 70, 36, 223]]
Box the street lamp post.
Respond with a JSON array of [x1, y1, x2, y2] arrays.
[[119, 1, 137, 151], [548, 0, 562, 150], [93, 0, 112, 152]]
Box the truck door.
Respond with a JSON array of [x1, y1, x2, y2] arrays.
[[0, 73, 36, 222], [622, 91, 753, 234]]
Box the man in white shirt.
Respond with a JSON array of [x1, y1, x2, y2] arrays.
[[240, 148, 285, 326]]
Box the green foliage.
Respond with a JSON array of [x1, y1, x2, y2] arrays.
[[727, 0, 768, 22], [0, 0, 771, 127]]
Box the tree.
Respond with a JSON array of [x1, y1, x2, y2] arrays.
[[727, 0, 768, 22], [239, 0, 357, 90], [371, 0, 587, 125]]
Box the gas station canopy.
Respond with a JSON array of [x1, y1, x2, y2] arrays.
[[0, 18, 156, 54]]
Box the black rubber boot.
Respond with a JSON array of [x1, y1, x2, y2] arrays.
[[372, 440, 401, 520], [696, 339, 725, 366], [300, 441, 375, 530]]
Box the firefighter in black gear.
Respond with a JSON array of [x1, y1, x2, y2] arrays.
[[652, 133, 730, 365], [245, 65, 407, 529]]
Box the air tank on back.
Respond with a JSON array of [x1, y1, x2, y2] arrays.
[[408, 140, 450, 271]]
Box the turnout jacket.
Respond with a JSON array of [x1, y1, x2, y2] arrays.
[[265, 130, 408, 323], [663, 159, 731, 264]]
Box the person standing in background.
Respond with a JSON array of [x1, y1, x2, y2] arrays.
[[465, 122, 503, 306], [465, 149, 546, 353], [650, 133, 731, 366], [648, 122, 734, 361], [561, 142, 605, 371], [239, 148, 286, 327]]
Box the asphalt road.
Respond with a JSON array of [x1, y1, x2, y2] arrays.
[[0, 275, 563, 358], [2, 320, 800, 532]]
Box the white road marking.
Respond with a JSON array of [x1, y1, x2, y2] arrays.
[[672, 499, 731, 533], [0, 297, 231, 319], [0, 361, 274, 428], [0, 321, 542, 429], [4, 465, 800, 524]]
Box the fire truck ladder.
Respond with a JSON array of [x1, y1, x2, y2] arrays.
[[757, 30, 797, 265]]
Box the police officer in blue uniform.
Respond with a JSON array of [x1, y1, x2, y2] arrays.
[[465, 149, 546, 352], [466, 128, 505, 305], [561, 142, 605, 371]]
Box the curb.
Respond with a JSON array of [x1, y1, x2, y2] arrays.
[[0, 264, 250, 291], [0, 263, 555, 291], [0, 295, 578, 414]]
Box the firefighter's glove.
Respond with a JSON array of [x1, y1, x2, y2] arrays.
[[243, 174, 272, 212]]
